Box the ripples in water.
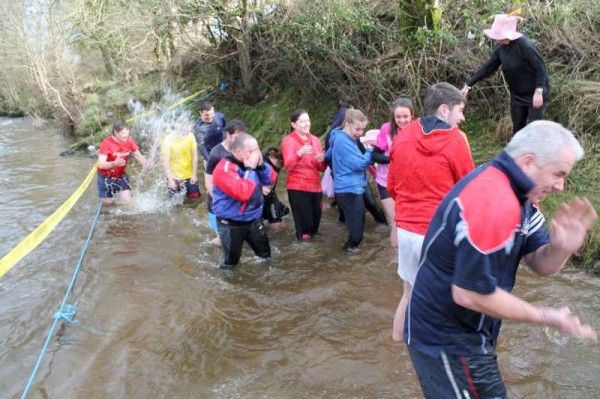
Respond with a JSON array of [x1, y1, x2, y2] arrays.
[[1, 117, 599, 398]]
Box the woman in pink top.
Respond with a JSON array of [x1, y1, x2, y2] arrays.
[[281, 109, 327, 240], [373, 98, 414, 247]]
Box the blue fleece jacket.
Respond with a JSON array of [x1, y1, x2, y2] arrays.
[[329, 128, 373, 195]]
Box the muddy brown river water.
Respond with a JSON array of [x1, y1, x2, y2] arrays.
[[0, 117, 598, 398]]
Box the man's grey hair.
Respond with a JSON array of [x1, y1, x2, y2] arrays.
[[231, 133, 256, 151], [505, 121, 584, 166]]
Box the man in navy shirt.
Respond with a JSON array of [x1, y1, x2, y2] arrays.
[[193, 101, 228, 168], [405, 121, 597, 398]]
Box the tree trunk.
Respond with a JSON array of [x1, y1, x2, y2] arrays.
[[236, 0, 260, 102], [398, 0, 438, 39], [99, 44, 116, 77]]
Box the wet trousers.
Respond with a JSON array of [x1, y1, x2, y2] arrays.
[[335, 192, 366, 250], [217, 218, 271, 269], [337, 183, 387, 225], [287, 189, 322, 239]]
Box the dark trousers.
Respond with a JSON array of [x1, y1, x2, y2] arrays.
[[337, 184, 387, 225], [510, 101, 547, 134], [335, 192, 366, 250], [217, 218, 271, 269], [364, 182, 388, 224], [408, 345, 507, 399], [287, 190, 322, 239]]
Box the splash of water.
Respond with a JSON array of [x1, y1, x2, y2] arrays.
[[112, 88, 197, 215]]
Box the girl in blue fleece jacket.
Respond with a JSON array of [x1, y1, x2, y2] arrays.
[[329, 109, 373, 251]]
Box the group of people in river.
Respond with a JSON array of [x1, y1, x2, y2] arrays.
[[94, 13, 598, 399]]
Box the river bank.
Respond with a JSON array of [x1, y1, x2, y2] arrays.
[[1, 116, 599, 398]]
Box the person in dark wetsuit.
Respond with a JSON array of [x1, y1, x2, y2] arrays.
[[461, 13, 550, 134], [262, 147, 290, 229]]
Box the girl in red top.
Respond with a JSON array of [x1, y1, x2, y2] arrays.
[[281, 109, 327, 240]]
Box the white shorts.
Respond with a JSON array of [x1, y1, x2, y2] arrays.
[[396, 227, 425, 285]]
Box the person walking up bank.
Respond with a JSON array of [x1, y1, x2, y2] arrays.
[[405, 120, 597, 399], [97, 121, 149, 205], [212, 133, 277, 269], [461, 13, 550, 134]]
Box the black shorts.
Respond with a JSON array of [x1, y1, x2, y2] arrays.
[[408, 345, 507, 399], [97, 173, 131, 198], [168, 178, 200, 198], [376, 183, 391, 200]]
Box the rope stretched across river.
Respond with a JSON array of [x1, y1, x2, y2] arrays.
[[21, 201, 103, 399]]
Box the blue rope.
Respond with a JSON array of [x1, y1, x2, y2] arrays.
[[54, 303, 78, 323], [21, 201, 103, 399]]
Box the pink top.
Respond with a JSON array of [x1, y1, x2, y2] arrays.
[[375, 122, 393, 187]]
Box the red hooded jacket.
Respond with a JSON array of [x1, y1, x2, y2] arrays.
[[388, 117, 475, 234]]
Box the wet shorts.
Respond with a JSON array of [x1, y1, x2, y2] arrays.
[[97, 173, 131, 198], [408, 345, 507, 399], [168, 178, 200, 198], [396, 227, 425, 284], [376, 183, 391, 200]]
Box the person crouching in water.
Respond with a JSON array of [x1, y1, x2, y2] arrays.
[[262, 147, 290, 229], [212, 133, 277, 269], [328, 109, 373, 251]]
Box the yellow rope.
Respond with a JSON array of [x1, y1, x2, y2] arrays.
[[0, 165, 97, 278], [0, 83, 216, 278]]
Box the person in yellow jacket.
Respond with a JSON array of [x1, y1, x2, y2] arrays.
[[161, 123, 200, 199]]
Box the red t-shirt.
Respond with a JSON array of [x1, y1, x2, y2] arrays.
[[97, 136, 139, 178]]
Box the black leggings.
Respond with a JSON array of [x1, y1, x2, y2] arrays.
[[335, 192, 366, 250], [287, 190, 322, 239], [510, 101, 547, 134], [217, 218, 271, 269]]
